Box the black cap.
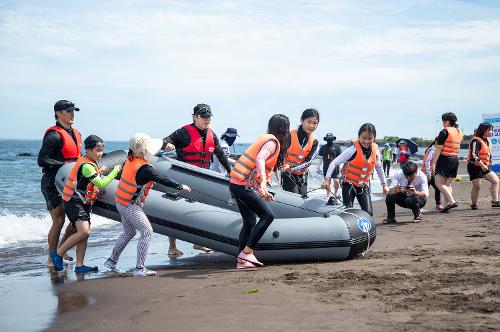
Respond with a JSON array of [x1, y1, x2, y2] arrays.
[[54, 100, 79, 112], [222, 127, 239, 137], [193, 103, 212, 118], [323, 133, 336, 141], [84, 135, 104, 150]]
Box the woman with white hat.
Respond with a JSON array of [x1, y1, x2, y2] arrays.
[[105, 133, 191, 276]]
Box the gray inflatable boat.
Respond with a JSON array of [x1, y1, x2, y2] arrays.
[[55, 150, 376, 262]]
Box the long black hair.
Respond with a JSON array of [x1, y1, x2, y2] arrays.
[[475, 122, 493, 139], [424, 137, 437, 154], [358, 123, 377, 138], [268, 114, 291, 169], [301, 108, 320, 122], [442, 112, 458, 128]]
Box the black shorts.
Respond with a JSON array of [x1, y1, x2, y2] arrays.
[[41, 174, 62, 211], [62, 200, 92, 226], [467, 163, 491, 181], [435, 155, 459, 179]]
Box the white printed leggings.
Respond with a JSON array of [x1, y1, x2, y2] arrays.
[[111, 203, 153, 269]]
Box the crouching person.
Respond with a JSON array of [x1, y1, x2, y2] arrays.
[[51, 135, 121, 273], [384, 161, 428, 223]]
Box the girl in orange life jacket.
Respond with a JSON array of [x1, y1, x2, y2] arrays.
[[105, 133, 191, 277], [321, 123, 389, 216], [50, 135, 122, 273], [229, 114, 291, 269], [281, 109, 319, 196], [430, 112, 464, 213], [422, 139, 443, 211], [467, 122, 499, 209]]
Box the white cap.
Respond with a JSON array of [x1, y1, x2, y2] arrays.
[[129, 133, 163, 156]]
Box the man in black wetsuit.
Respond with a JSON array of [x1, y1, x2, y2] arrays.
[[38, 100, 81, 266], [318, 133, 342, 205], [162, 103, 231, 255]]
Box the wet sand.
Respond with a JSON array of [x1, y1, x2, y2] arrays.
[[46, 164, 500, 332]]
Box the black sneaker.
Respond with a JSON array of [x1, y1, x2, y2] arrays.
[[441, 202, 458, 213], [383, 218, 397, 224], [471, 203, 478, 210], [326, 196, 337, 206], [413, 214, 422, 223], [492, 201, 500, 208]]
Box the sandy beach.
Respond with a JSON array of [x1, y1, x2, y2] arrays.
[[45, 164, 500, 332]]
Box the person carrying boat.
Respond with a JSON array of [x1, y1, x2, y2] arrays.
[[162, 103, 230, 255], [281, 109, 319, 197], [430, 112, 464, 213], [38, 100, 82, 267], [210, 127, 239, 175], [321, 123, 389, 216], [317, 133, 342, 205], [422, 139, 443, 211], [467, 122, 499, 210], [105, 133, 191, 276], [229, 114, 291, 269], [50, 135, 121, 273]]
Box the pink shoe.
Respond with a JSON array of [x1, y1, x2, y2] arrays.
[[237, 251, 263, 267], [236, 261, 257, 269]]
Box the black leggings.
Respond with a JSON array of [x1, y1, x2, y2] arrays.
[[281, 172, 308, 196], [383, 160, 391, 177], [428, 176, 441, 205], [342, 182, 373, 216], [229, 183, 275, 252], [386, 192, 426, 218]]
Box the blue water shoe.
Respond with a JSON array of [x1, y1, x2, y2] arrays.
[[50, 250, 64, 271], [75, 265, 99, 273]]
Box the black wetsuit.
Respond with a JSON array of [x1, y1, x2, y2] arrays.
[[318, 142, 342, 177], [163, 124, 231, 173], [281, 126, 319, 196], [38, 122, 80, 210]]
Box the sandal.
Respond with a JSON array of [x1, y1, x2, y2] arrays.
[[440, 202, 458, 213], [471, 203, 478, 210], [238, 251, 263, 267], [492, 201, 500, 208]]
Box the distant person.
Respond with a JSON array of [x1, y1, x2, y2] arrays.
[[430, 112, 464, 213], [381, 143, 392, 177], [467, 122, 499, 209], [317, 133, 342, 205], [281, 109, 319, 197], [38, 100, 81, 267], [229, 114, 291, 269], [391, 145, 397, 164], [210, 127, 238, 175], [106, 134, 191, 276], [383, 162, 428, 223], [162, 104, 230, 255], [321, 123, 389, 216], [50, 135, 121, 273], [398, 141, 410, 168], [422, 139, 443, 211]]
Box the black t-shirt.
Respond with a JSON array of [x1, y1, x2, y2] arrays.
[[135, 164, 182, 189], [37, 122, 80, 177], [468, 138, 489, 162], [436, 129, 449, 146], [163, 124, 231, 173], [319, 143, 342, 172]]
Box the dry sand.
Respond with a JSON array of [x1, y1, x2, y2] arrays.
[[46, 165, 500, 332]]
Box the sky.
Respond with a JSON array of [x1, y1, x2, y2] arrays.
[[1, 0, 499, 142]]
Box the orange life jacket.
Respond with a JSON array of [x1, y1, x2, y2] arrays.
[[421, 146, 434, 173], [341, 140, 378, 187], [61, 156, 99, 205], [441, 127, 463, 157], [284, 129, 315, 175], [179, 124, 215, 168], [44, 126, 82, 162], [230, 134, 280, 188], [115, 157, 154, 207], [467, 137, 491, 166]]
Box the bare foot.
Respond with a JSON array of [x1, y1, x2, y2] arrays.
[[47, 257, 54, 267], [63, 253, 73, 261], [193, 245, 213, 253], [168, 248, 184, 256]]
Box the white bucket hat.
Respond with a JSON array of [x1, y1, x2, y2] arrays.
[[129, 133, 163, 157]]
